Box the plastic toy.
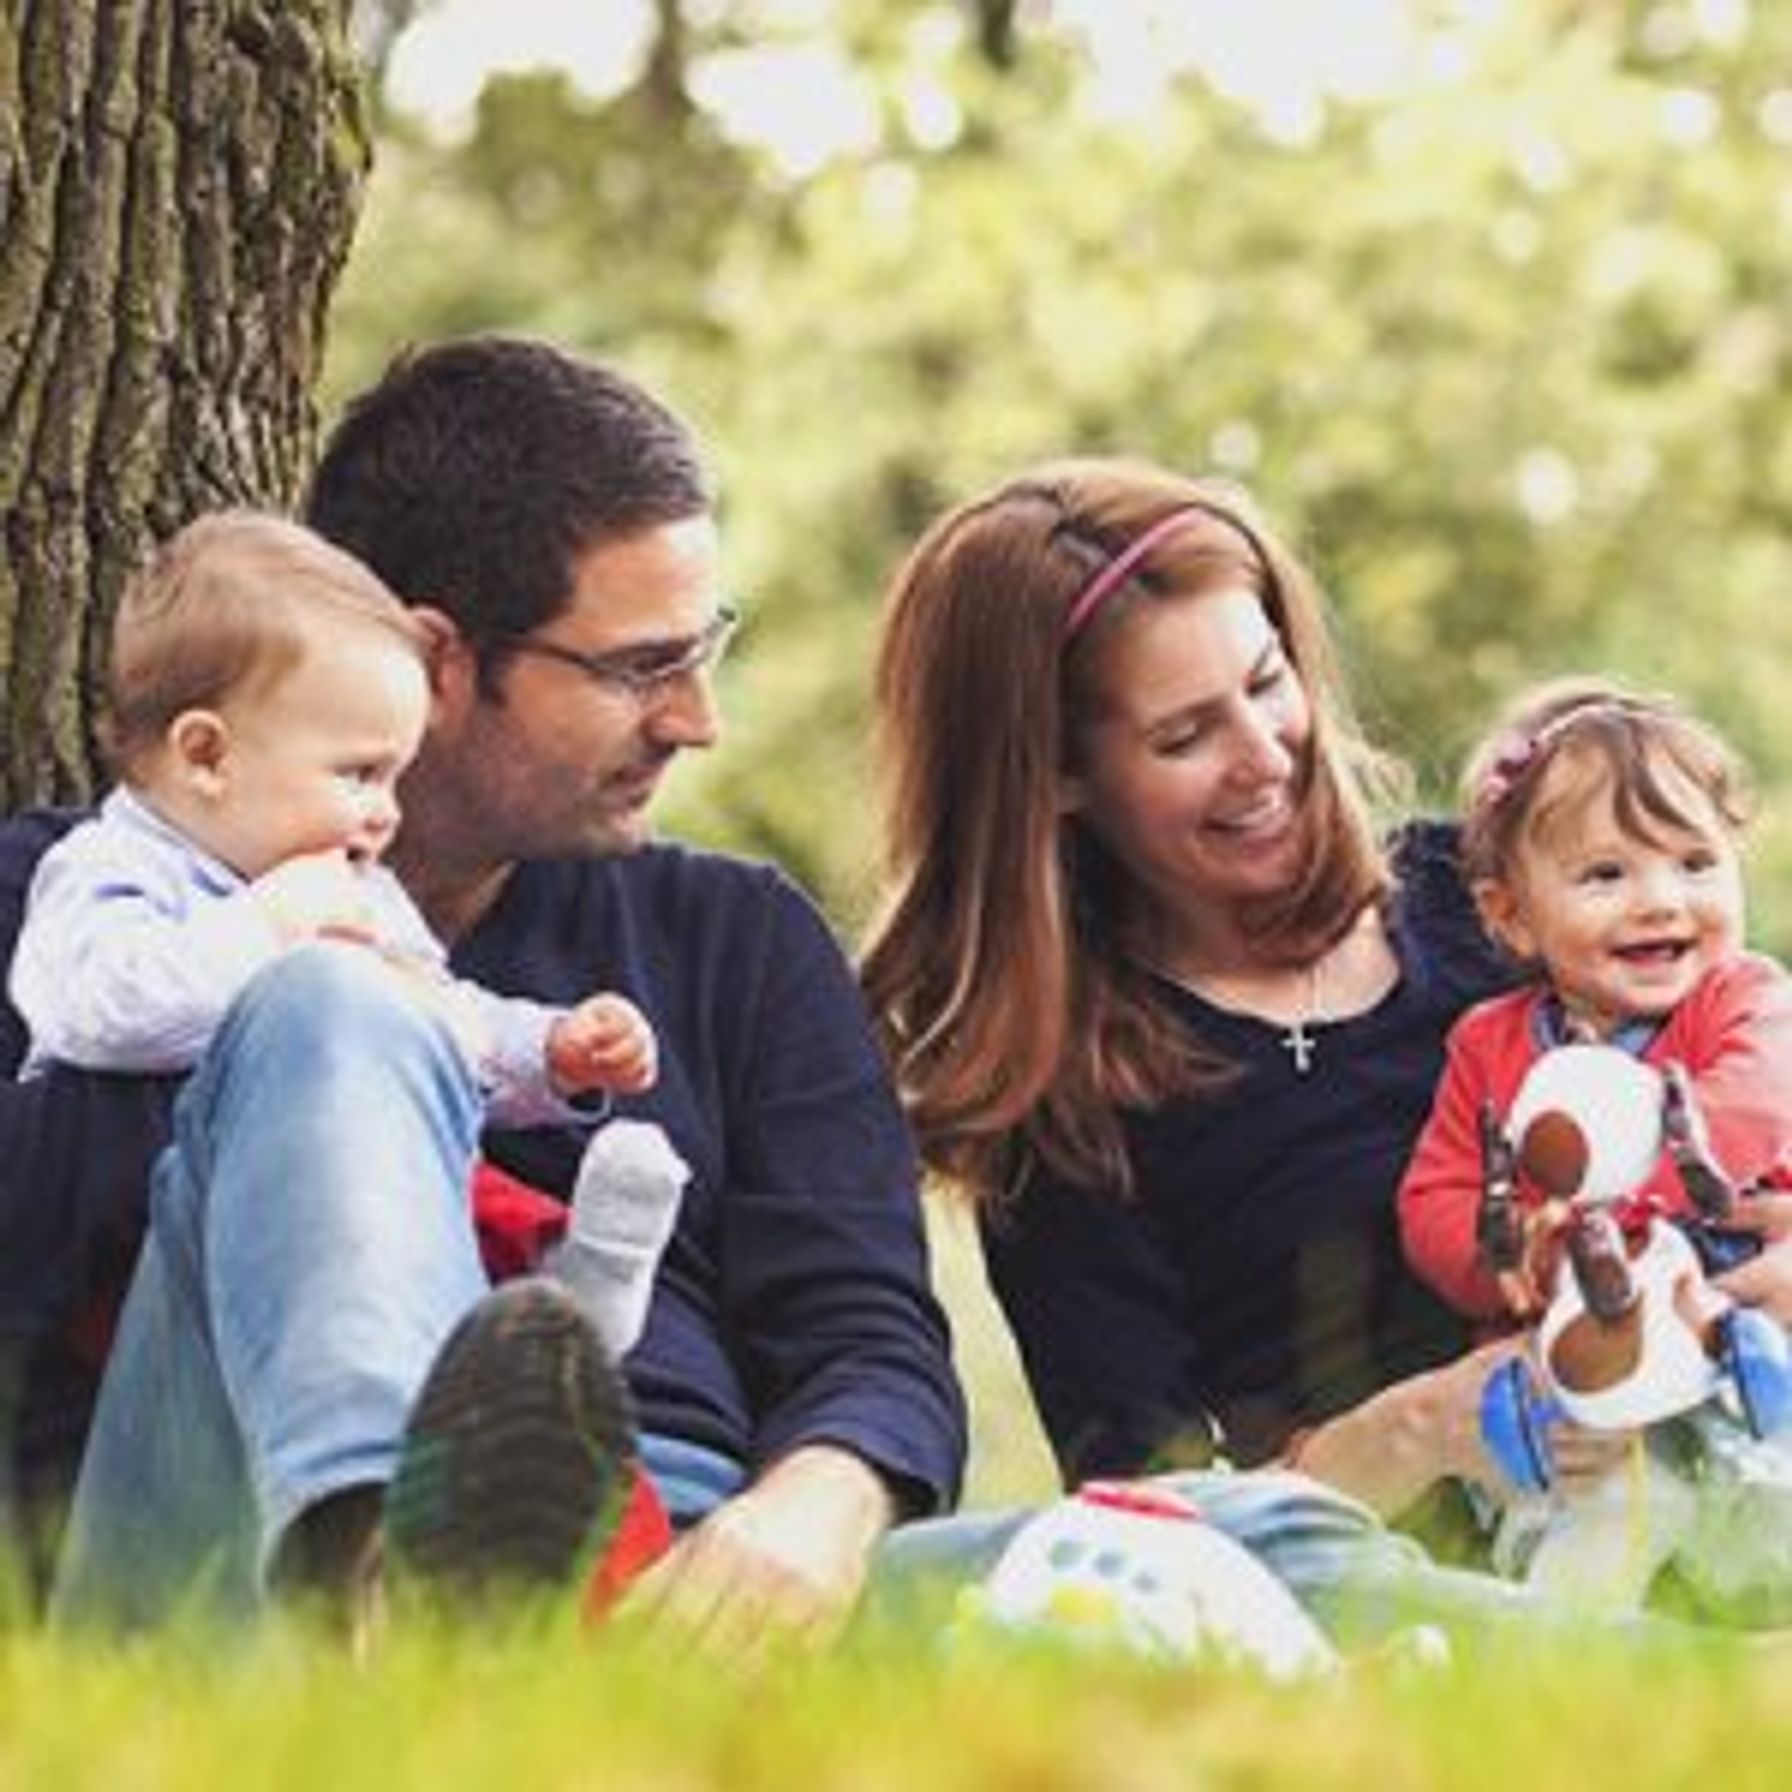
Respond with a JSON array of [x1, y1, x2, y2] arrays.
[[954, 1480, 1336, 1679], [1476, 1043, 1792, 1494]]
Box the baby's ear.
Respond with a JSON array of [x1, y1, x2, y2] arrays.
[[166, 709, 230, 795], [1473, 878, 1536, 961], [406, 606, 463, 694]]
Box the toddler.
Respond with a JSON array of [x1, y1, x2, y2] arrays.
[[1399, 677, 1792, 1616]]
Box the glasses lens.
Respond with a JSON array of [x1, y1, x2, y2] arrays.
[[501, 606, 737, 698]]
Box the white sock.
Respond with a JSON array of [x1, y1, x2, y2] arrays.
[[548, 1120, 689, 1357]]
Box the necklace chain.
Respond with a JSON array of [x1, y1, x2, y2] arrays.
[[1280, 958, 1324, 1075], [1147, 947, 1330, 1075]]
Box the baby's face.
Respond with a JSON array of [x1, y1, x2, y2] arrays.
[[1495, 773, 1744, 1039], [195, 629, 430, 880]]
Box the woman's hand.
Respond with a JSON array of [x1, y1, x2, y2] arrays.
[[1288, 1336, 1526, 1517], [1546, 1419, 1635, 1491], [1714, 1192, 1792, 1326]]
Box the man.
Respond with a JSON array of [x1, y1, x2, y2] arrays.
[[1, 336, 965, 1638]]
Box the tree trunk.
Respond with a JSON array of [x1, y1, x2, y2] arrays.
[[0, 0, 369, 808]]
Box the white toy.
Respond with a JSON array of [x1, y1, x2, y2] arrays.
[[1478, 1044, 1792, 1490], [957, 1480, 1336, 1680]]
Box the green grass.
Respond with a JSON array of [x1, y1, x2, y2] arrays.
[[1, 1609, 1787, 1790], [5, 1212, 1785, 1788]]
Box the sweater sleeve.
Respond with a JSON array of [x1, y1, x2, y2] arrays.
[[716, 872, 967, 1514], [9, 821, 284, 1074], [1397, 1010, 1512, 1321], [361, 868, 590, 1130]]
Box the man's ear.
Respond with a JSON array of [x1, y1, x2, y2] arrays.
[[166, 709, 230, 797], [1056, 768, 1087, 817], [1473, 878, 1535, 960]]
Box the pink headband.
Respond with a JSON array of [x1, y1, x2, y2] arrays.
[[1472, 699, 1639, 816], [1060, 507, 1209, 645]]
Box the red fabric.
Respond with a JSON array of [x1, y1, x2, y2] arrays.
[[1398, 953, 1792, 1320], [581, 1465, 675, 1623], [66, 1294, 119, 1371], [470, 1159, 569, 1282], [1077, 1478, 1203, 1522]]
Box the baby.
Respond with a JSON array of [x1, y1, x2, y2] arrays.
[[10, 510, 679, 1355]]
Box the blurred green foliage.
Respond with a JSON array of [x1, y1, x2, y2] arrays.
[[326, 0, 1792, 945]]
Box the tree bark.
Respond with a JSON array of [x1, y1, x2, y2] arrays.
[[0, 0, 369, 808]]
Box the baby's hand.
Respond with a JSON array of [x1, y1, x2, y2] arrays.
[[251, 850, 381, 946], [548, 992, 658, 1097], [1501, 1199, 1573, 1320]]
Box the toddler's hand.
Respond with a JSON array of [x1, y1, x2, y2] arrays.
[[548, 992, 658, 1097], [1499, 1199, 1572, 1320], [250, 849, 381, 946]]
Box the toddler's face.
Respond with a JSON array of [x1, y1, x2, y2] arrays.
[[1483, 767, 1744, 1039], [198, 629, 429, 879]]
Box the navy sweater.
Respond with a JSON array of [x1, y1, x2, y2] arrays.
[[0, 813, 965, 1538], [982, 823, 1512, 1482]]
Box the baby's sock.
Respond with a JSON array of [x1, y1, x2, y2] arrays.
[[549, 1120, 689, 1356]]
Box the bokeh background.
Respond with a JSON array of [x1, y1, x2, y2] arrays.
[[327, 0, 1792, 1504]]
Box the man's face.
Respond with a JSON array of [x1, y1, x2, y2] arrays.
[[411, 515, 728, 866]]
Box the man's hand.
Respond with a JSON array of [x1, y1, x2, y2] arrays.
[[619, 1444, 895, 1662], [548, 992, 658, 1097]]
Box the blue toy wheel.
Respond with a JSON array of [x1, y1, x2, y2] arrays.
[[1719, 1306, 1792, 1439], [1479, 1357, 1557, 1494]]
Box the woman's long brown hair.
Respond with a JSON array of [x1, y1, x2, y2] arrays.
[[861, 459, 1406, 1207]]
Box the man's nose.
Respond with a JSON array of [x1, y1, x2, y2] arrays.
[[646, 664, 722, 750]]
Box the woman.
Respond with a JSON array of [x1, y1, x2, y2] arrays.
[[863, 457, 1525, 1534]]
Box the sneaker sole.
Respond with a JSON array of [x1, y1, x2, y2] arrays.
[[385, 1277, 637, 1607]]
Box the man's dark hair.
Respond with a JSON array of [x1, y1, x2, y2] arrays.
[[305, 336, 712, 646]]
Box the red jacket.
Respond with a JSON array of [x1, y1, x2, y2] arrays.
[[1398, 953, 1792, 1320]]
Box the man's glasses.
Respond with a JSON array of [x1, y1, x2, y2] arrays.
[[495, 605, 739, 702]]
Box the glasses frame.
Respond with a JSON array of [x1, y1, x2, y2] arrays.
[[493, 605, 739, 701]]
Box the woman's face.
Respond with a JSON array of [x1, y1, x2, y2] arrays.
[[1063, 586, 1314, 928]]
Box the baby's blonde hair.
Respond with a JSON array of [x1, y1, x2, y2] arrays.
[[103, 510, 426, 780], [1459, 676, 1751, 887]]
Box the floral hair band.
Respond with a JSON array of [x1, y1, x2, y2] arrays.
[[1472, 699, 1638, 817]]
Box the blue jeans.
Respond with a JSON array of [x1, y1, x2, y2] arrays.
[[43, 949, 1628, 1646], [52, 946, 492, 1630]]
